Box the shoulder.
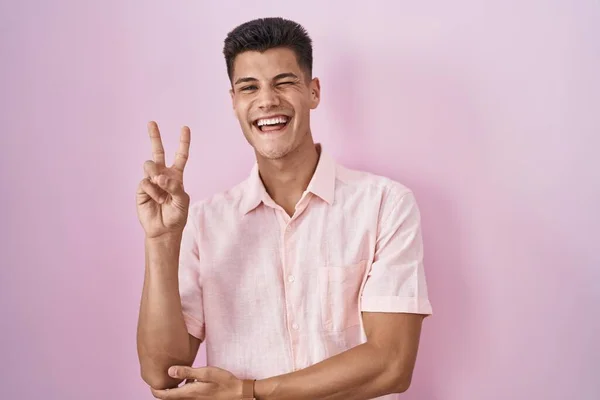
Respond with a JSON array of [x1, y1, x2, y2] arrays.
[[334, 164, 422, 232], [335, 163, 415, 204]]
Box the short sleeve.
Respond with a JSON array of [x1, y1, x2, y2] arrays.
[[178, 204, 206, 340], [360, 191, 433, 316]]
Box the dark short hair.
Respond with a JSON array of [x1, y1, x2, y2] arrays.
[[223, 17, 313, 83]]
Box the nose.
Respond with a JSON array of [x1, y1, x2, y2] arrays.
[[256, 86, 280, 109]]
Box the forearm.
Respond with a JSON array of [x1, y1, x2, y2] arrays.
[[255, 341, 409, 400], [137, 233, 191, 388]]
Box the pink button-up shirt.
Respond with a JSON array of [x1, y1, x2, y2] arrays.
[[178, 146, 432, 399]]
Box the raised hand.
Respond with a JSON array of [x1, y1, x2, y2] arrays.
[[136, 121, 191, 239]]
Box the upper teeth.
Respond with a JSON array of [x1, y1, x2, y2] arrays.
[[257, 116, 288, 126]]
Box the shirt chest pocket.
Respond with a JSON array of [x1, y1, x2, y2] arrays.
[[319, 260, 368, 332]]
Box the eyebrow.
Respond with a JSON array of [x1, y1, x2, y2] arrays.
[[234, 72, 299, 86], [234, 76, 258, 85], [273, 72, 299, 81]]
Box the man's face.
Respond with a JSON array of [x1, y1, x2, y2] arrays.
[[230, 47, 320, 160]]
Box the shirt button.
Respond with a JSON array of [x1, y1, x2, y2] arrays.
[[287, 275, 295, 283], [292, 323, 299, 330]]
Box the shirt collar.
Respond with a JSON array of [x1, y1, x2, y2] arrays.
[[241, 143, 337, 215]]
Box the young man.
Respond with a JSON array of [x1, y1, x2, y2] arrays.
[[136, 17, 432, 400]]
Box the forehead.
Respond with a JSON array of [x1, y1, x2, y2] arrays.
[[232, 47, 304, 81]]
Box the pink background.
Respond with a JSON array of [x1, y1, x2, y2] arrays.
[[1, 1, 599, 399]]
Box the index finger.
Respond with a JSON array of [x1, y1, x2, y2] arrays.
[[150, 382, 210, 399], [147, 121, 166, 166], [171, 126, 191, 172]]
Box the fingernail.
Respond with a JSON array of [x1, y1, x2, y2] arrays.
[[158, 195, 165, 203], [168, 367, 177, 377]]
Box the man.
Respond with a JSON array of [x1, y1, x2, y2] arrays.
[[136, 17, 432, 400]]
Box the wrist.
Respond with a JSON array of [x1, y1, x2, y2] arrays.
[[145, 232, 183, 272], [145, 232, 183, 246], [253, 377, 278, 400]]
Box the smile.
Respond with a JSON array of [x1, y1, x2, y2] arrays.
[[253, 115, 291, 133]]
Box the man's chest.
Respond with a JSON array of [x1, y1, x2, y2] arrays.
[[199, 204, 377, 278], [197, 205, 379, 333]]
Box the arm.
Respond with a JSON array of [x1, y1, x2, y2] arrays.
[[136, 233, 202, 389], [136, 122, 204, 390], [254, 312, 425, 400]]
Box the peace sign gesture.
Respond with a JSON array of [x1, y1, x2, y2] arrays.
[[136, 121, 191, 239]]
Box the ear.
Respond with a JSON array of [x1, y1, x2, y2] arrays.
[[309, 77, 321, 109], [229, 88, 236, 115]]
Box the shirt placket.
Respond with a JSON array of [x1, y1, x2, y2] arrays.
[[276, 193, 311, 371]]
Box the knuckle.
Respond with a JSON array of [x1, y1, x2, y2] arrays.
[[203, 369, 212, 381], [139, 177, 150, 188], [141, 179, 160, 195], [144, 161, 156, 173]]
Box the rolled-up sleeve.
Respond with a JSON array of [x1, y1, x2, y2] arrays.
[[178, 203, 206, 340], [361, 190, 433, 316]]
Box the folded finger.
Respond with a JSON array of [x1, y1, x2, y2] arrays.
[[139, 177, 168, 204], [144, 160, 160, 180], [155, 175, 186, 202], [150, 381, 212, 399]]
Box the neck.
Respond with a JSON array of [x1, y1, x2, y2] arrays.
[[256, 137, 320, 216]]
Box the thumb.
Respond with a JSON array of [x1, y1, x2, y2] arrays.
[[155, 175, 186, 201], [168, 366, 196, 380]]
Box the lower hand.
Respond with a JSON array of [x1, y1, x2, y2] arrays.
[[150, 366, 243, 400]]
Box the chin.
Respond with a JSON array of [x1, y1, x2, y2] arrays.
[[242, 118, 307, 160], [255, 143, 295, 160], [247, 134, 293, 161]]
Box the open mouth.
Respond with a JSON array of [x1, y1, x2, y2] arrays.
[[254, 115, 291, 133]]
